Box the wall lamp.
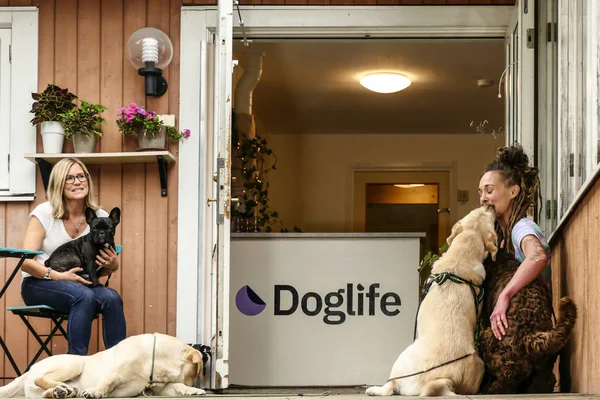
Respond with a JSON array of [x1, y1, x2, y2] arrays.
[[127, 27, 173, 97]]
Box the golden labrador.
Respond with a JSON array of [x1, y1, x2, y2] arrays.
[[366, 205, 497, 396], [0, 333, 206, 398]]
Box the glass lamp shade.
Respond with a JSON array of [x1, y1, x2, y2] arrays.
[[359, 73, 411, 94], [127, 27, 173, 69]]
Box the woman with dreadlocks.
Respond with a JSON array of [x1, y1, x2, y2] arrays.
[[478, 144, 550, 340]]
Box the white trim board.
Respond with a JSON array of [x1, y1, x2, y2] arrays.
[[188, 5, 512, 38], [177, 4, 513, 345]]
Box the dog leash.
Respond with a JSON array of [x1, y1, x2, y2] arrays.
[[142, 334, 158, 396], [385, 350, 476, 382], [380, 270, 482, 385]]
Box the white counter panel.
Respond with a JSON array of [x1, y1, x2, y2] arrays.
[[230, 234, 421, 386]]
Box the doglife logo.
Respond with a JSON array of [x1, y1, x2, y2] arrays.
[[235, 283, 402, 325]]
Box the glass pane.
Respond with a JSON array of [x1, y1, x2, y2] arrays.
[[580, 0, 587, 184]]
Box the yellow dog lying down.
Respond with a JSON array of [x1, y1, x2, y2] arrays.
[[0, 333, 206, 398]]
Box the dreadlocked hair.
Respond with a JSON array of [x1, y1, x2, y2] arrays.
[[484, 144, 542, 255]]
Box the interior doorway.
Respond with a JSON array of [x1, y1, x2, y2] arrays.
[[353, 170, 450, 285]]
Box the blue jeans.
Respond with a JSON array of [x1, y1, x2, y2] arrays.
[[21, 277, 127, 355]]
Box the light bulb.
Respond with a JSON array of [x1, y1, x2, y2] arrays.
[[141, 38, 159, 64]]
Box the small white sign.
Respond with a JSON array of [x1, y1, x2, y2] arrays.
[[230, 235, 420, 386]]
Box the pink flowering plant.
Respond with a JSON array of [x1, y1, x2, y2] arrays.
[[117, 103, 191, 140]]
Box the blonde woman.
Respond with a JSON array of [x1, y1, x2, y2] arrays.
[[20, 158, 126, 355]]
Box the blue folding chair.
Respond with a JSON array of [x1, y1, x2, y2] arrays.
[[0, 248, 44, 379], [2, 245, 122, 376]]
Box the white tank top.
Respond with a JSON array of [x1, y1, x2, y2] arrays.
[[24, 201, 109, 278]]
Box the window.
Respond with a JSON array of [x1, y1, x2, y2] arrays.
[[537, 0, 558, 235], [541, 0, 599, 236], [0, 8, 38, 201], [0, 28, 10, 191]]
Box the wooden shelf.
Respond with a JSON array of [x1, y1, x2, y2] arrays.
[[24, 151, 176, 197], [24, 151, 176, 165]]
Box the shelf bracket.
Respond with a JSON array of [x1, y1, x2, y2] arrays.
[[35, 158, 53, 193], [157, 156, 168, 197]]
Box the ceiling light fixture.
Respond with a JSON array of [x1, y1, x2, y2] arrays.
[[360, 73, 411, 94]]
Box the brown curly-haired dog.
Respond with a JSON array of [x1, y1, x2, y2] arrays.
[[477, 249, 577, 394]]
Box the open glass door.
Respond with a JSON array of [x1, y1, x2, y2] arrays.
[[178, 2, 234, 390], [504, 0, 535, 161], [210, 0, 234, 389]]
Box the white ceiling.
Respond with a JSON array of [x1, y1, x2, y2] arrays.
[[233, 39, 506, 135]]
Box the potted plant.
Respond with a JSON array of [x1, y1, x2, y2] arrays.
[[30, 84, 78, 153], [117, 103, 190, 151], [59, 101, 107, 153]]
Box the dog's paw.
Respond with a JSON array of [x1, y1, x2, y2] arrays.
[[81, 388, 107, 399], [184, 387, 206, 396], [51, 383, 78, 399], [365, 386, 381, 396]]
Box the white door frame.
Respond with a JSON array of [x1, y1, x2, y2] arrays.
[[346, 162, 457, 232], [503, 0, 535, 162], [176, 2, 514, 356]]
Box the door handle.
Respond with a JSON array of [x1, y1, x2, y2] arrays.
[[207, 197, 217, 206], [437, 208, 450, 213]]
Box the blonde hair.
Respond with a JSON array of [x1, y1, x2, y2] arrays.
[[47, 158, 100, 219]]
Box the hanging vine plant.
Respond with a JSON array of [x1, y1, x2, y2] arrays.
[[232, 110, 301, 233]]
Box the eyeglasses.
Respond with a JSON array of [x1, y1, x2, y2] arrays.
[[65, 173, 89, 185]]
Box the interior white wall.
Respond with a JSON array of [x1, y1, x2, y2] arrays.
[[265, 133, 504, 233]]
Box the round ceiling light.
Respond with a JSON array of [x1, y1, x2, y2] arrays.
[[359, 73, 411, 94]]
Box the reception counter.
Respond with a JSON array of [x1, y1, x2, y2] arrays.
[[229, 232, 424, 387]]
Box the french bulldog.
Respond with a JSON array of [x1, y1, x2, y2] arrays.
[[45, 207, 121, 287]]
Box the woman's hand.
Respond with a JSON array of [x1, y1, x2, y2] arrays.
[[490, 291, 510, 340], [96, 247, 119, 272], [56, 267, 92, 285]]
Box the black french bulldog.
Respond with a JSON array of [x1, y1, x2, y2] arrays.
[[45, 207, 121, 287]]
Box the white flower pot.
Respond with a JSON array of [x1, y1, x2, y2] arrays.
[[41, 121, 65, 153], [73, 134, 97, 153]]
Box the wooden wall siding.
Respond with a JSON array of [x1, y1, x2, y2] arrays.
[[186, 0, 515, 5], [0, 0, 181, 378], [551, 177, 600, 394]]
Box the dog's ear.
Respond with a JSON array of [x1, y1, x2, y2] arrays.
[[485, 231, 498, 261], [186, 347, 204, 378], [447, 221, 463, 246], [109, 207, 121, 226], [85, 207, 97, 225]]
